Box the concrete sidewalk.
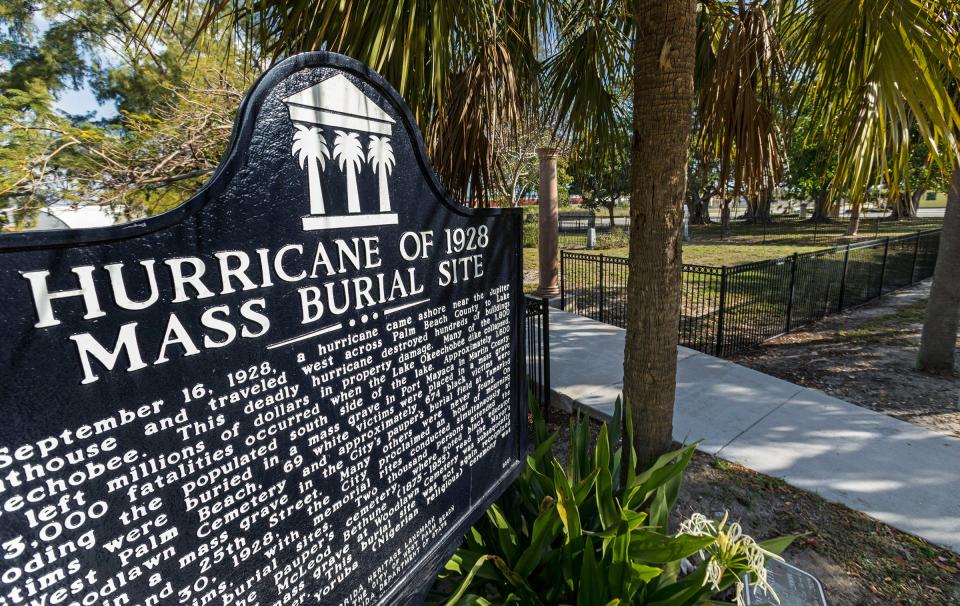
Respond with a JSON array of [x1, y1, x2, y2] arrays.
[[547, 309, 960, 553]]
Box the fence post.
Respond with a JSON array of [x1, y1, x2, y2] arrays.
[[715, 266, 728, 357], [910, 232, 921, 283], [878, 237, 890, 298], [560, 252, 566, 311], [785, 253, 798, 333], [598, 253, 605, 324], [837, 244, 850, 312]]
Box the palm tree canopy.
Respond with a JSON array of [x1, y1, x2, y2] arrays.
[[782, 0, 960, 205], [333, 131, 365, 172], [143, 0, 960, 208], [145, 0, 543, 204], [696, 2, 787, 201], [367, 136, 396, 174], [291, 125, 330, 169]]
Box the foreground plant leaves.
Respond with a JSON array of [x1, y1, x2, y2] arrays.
[[430, 395, 792, 605]]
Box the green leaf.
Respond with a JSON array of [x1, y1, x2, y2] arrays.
[[531, 431, 559, 469], [596, 423, 611, 472], [605, 522, 632, 597], [485, 504, 520, 565], [644, 561, 712, 606], [648, 465, 684, 533], [758, 534, 803, 555], [596, 468, 620, 531], [623, 397, 637, 487], [514, 503, 561, 578], [609, 397, 622, 456], [443, 555, 492, 606], [630, 562, 663, 584], [626, 443, 697, 513], [577, 536, 606, 606], [552, 459, 582, 542], [629, 531, 715, 563], [490, 556, 544, 606]]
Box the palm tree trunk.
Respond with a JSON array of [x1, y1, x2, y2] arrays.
[[307, 160, 325, 215], [812, 186, 829, 221], [378, 169, 391, 211], [720, 196, 731, 236], [625, 0, 697, 469], [847, 200, 861, 236], [917, 162, 960, 374], [346, 168, 360, 213]]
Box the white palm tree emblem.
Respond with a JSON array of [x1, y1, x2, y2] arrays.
[[367, 136, 396, 212], [333, 130, 365, 213], [291, 125, 330, 215]]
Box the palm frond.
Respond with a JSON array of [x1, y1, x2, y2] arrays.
[[141, 0, 545, 206], [696, 2, 788, 203], [541, 0, 632, 172], [784, 0, 960, 207]]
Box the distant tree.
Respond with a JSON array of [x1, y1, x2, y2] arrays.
[[490, 116, 556, 208], [576, 148, 630, 224], [0, 2, 255, 223], [685, 152, 719, 224]]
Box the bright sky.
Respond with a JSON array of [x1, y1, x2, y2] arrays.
[[55, 87, 118, 120], [29, 12, 119, 120]]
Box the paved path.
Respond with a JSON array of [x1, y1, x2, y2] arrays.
[[547, 309, 960, 553]]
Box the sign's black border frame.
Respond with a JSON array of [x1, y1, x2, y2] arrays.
[[0, 52, 528, 605]]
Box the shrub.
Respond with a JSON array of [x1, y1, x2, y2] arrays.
[[430, 399, 794, 605], [596, 227, 630, 249], [522, 221, 539, 248]]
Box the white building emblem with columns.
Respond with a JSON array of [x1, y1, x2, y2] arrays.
[[284, 74, 400, 230]]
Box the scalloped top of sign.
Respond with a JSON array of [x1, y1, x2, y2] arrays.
[[283, 73, 396, 135]]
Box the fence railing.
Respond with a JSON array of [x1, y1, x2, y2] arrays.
[[555, 214, 942, 249], [558, 214, 631, 249], [524, 295, 551, 414], [689, 215, 943, 246], [560, 229, 941, 357]]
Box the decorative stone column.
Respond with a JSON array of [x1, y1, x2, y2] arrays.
[[536, 147, 561, 298]]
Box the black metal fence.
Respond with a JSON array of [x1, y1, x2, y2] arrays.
[[524, 295, 551, 412], [556, 213, 942, 249], [558, 214, 631, 249], [688, 215, 943, 246], [560, 229, 942, 357]]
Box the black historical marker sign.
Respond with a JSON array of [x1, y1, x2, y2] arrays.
[[0, 53, 525, 605]]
